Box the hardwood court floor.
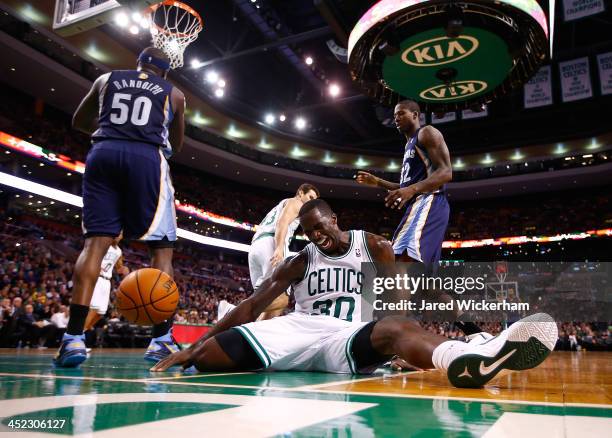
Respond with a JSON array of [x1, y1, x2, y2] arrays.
[[0, 350, 609, 437]]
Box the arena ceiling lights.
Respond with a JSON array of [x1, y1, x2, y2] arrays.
[[348, 0, 551, 113]]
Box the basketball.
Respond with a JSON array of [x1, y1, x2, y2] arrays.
[[116, 268, 179, 325]]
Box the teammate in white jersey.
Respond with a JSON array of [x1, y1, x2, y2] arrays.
[[83, 234, 128, 331], [218, 183, 319, 320], [153, 200, 557, 389]]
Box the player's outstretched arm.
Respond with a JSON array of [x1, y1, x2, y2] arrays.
[[270, 199, 301, 267], [150, 252, 307, 371], [72, 73, 109, 135], [355, 171, 400, 191]]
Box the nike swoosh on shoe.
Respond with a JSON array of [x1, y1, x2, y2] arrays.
[[479, 349, 516, 376]]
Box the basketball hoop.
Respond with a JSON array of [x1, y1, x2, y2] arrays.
[[147, 1, 203, 69]]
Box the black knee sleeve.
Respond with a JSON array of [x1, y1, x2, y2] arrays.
[[215, 328, 264, 370], [351, 322, 393, 373]]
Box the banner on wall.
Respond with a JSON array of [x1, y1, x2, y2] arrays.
[[559, 57, 592, 102], [562, 0, 605, 21], [431, 112, 457, 124], [597, 52, 612, 95], [524, 66, 553, 108], [462, 106, 488, 119]]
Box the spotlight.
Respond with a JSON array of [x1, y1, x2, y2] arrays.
[[329, 83, 341, 97], [214, 88, 225, 98], [206, 70, 219, 84], [131, 12, 142, 23], [191, 59, 201, 68], [305, 56, 313, 65], [217, 79, 226, 88], [295, 117, 306, 130], [129, 25, 139, 35], [264, 113, 275, 124], [279, 114, 286, 122], [114, 12, 129, 27]]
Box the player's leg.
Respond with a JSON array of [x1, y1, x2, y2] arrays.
[[367, 313, 558, 388], [189, 329, 264, 372], [54, 143, 122, 367], [216, 244, 266, 321], [255, 239, 288, 320], [144, 244, 180, 361], [85, 278, 110, 331], [83, 310, 102, 332], [123, 145, 180, 361]]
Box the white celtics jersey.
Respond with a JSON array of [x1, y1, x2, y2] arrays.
[[99, 245, 122, 280], [252, 198, 300, 247], [292, 230, 373, 322]]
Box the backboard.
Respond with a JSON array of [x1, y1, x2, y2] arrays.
[[53, 0, 154, 36]]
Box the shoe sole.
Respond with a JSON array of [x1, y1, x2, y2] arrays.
[[447, 313, 558, 388], [54, 352, 87, 368]]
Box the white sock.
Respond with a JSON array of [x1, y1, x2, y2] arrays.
[[432, 340, 469, 371]]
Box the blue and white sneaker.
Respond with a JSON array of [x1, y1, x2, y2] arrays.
[[144, 331, 181, 363], [53, 334, 87, 368]]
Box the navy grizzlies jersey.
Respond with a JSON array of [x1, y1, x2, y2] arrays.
[[92, 70, 174, 151], [399, 127, 444, 193]]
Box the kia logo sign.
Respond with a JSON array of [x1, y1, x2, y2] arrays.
[[419, 81, 488, 100], [402, 36, 479, 67]]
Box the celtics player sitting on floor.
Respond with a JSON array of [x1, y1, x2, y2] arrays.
[[152, 200, 558, 388]]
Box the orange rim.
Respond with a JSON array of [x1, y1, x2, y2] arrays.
[[147, 1, 203, 39]]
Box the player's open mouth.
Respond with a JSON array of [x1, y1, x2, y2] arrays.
[[316, 236, 332, 250]]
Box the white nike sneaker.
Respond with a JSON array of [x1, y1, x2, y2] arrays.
[[447, 313, 558, 388]]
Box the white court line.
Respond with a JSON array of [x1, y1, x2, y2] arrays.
[[0, 372, 149, 384], [292, 370, 422, 390], [147, 371, 255, 381], [1, 372, 610, 409]]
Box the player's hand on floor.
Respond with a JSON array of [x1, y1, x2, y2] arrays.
[[150, 349, 193, 372], [390, 357, 424, 372]]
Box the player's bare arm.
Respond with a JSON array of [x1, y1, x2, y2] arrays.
[[355, 171, 400, 191], [270, 199, 301, 267], [385, 126, 452, 209], [168, 87, 185, 154], [72, 73, 110, 135], [150, 251, 307, 371]]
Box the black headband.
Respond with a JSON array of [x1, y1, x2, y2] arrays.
[[137, 52, 170, 71]]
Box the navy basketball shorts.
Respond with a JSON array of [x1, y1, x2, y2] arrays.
[[391, 193, 449, 268], [82, 140, 177, 244]]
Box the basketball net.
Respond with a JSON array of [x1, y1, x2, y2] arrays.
[[147, 1, 203, 69]]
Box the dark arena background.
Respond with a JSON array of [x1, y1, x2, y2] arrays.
[[0, 0, 610, 436]]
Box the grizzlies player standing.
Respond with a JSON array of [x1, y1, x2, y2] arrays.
[[356, 100, 451, 270], [54, 47, 185, 367]]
